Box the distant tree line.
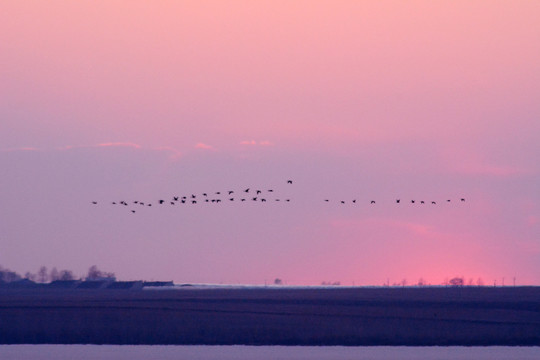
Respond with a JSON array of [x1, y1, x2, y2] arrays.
[[384, 276, 487, 287], [0, 265, 115, 284], [0, 266, 505, 288], [0, 266, 21, 283]]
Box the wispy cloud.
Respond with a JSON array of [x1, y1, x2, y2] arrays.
[[441, 147, 530, 177], [453, 162, 526, 177], [331, 217, 436, 237], [1, 143, 184, 160], [96, 142, 141, 149], [155, 146, 182, 159], [527, 215, 540, 226], [195, 142, 213, 150], [240, 140, 274, 146], [0, 147, 40, 153]]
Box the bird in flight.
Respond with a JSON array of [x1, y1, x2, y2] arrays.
[[93, 179, 467, 215]]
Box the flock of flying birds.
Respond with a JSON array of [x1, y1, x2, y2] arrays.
[[91, 180, 466, 213]]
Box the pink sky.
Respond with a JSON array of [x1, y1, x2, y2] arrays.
[[1, 1, 539, 285]]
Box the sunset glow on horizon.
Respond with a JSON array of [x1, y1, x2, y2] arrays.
[[1, 1, 539, 286]]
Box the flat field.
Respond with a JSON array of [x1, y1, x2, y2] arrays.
[[0, 286, 539, 345]]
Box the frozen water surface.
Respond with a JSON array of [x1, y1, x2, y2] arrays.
[[0, 345, 538, 360]]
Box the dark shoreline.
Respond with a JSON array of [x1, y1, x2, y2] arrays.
[[1, 287, 539, 345]]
